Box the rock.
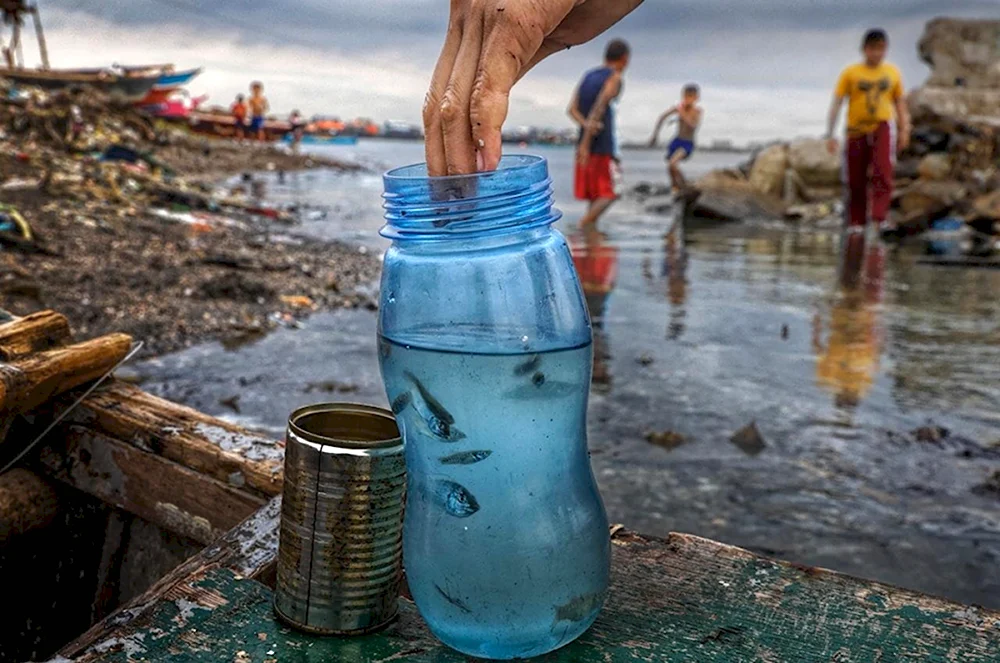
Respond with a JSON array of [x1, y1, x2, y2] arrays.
[[973, 470, 1000, 498], [748, 144, 788, 198], [730, 422, 767, 456], [636, 353, 654, 366], [695, 168, 750, 191], [787, 138, 841, 188], [690, 188, 785, 222], [971, 190, 1000, 221], [896, 180, 967, 217], [784, 201, 838, 224], [917, 153, 953, 180], [913, 424, 949, 444], [909, 86, 1000, 120], [918, 18, 1000, 89], [644, 430, 687, 451]]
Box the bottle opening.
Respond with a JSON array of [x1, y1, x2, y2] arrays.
[[381, 155, 561, 239]]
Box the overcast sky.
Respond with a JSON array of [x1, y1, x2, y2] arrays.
[[29, 1, 1000, 144]]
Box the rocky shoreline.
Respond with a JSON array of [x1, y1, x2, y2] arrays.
[[0, 85, 380, 356], [636, 18, 1000, 251]]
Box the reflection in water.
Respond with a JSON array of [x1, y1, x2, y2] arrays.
[[812, 233, 885, 408], [569, 227, 619, 391], [663, 226, 688, 340]]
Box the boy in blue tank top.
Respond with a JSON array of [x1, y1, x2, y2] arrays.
[[569, 39, 630, 227]]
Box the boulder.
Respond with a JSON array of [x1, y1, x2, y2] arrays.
[[918, 18, 1000, 89], [787, 138, 841, 188], [896, 180, 967, 216], [909, 86, 1000, 122], [695, 168, 751, 191], [690, 188, 785, 223], [917, 153, 953, 181], [748, 144, 788, 198]]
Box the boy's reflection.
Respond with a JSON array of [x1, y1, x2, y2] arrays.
[[812, 233, 885, 408], [569, 226, 619, 391], [663, 226, 688, 340]]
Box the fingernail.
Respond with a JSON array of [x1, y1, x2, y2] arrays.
[[476, 150, 485, 171]]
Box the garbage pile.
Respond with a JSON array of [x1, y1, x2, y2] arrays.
[[0, 81, 379, 356]]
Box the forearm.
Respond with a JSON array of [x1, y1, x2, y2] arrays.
[[895, 99, 910, 133], [581, 98, 610, 146], [568, 107, 587, 128], [825, 97, 843, 138]]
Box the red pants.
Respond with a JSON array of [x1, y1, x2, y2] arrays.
[[845, 123, 893, 228]]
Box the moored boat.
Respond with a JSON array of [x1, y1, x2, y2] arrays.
[[0, 66, 158, 101]]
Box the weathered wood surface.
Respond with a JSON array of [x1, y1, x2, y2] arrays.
[[62, 518, 1000, 662], [0, 310, 72, 360], [60, 497, 281, 661], [38, 427, 266, 545], [66, 382, 285, 499], [0, 332, 132, 418]]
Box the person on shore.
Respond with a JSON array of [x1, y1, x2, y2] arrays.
[[230, 94, 247, 140], [569, 39, 630, 227], [649, 84, 702, 193], [826, 29, 911, 235], [421, 0, 644, 176], [248, 81, 270, 142], [288, 109, 305, 152]]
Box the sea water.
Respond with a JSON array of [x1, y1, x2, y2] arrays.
[[379, 337, 610, 659]]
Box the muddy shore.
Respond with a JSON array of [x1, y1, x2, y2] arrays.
[[1, 135, 380, 355]]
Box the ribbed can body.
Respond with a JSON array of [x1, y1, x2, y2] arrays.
[[274, 403, 406, 635]]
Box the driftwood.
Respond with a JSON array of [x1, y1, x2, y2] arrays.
[[0, 310, 72, 360], [0, 332, 132, 421]]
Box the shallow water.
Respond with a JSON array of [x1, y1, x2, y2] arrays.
[[139, 139, 1000, 608]]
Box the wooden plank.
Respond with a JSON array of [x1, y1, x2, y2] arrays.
[[38, 425, 265, 545], [0, 310, 72, 360], [66, 382, 285, 500], [60, 524, 1000, 662], [59, 497, 281, 661]]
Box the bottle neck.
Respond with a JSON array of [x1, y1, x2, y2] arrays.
[[381, 156, 560, 242]]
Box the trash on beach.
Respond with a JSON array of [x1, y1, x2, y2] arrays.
[[730, 422, 767, 456], [644, 430, 687, 451]]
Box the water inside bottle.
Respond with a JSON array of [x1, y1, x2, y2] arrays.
[[379, 336, 610, 659]]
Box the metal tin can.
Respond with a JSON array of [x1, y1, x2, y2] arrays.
[[274, 403, 405, 635]]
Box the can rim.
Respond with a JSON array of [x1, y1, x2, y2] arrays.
[[288, 402, 401, 450]]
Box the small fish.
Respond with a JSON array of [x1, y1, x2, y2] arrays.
[[433, 479, 480, 518], [390, 391, 411, 414], [434, 583, 472, 613], [532, 372, 546, 387], [554, 591, 605, 623], [513, 354, 542, 376], [404, 371, 464, 442], [504, 379, 581, 401], [439, 450, 492, 465]]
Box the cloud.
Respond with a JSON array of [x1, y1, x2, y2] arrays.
[[28, 1, 1000, 144]]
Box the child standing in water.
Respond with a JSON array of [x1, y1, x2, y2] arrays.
[[230, 94, 247, 140], [248, 81, 269, 142], [649, 84, 702, 193]]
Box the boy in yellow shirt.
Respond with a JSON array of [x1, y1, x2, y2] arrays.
[[826, 29, 910, 233]]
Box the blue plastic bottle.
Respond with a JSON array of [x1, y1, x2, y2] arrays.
[[378, 156, 610, 659]]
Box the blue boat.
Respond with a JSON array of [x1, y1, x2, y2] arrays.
[[284, 134, 359, 146], [153, 67, 201, 90]]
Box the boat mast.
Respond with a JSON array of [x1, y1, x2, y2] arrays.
[[0, 0, 47, 69], [29, 2, 46, 69]]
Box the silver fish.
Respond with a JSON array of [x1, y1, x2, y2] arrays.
[[390, 391, 411, 414], [554, 591, 605, 623], [433, 479, 480, 518], [504, 379, 581, 401], [513, 354, 542, 376], [439, 450, 492, 465], [404, 371, 464, 442]]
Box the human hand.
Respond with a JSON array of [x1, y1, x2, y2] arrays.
[[423, 0, 644, 176], [585, 118, 605, 135], [577, 143, 591, 166], [897, 128, 911, 154], [826, 138, 839, 155]]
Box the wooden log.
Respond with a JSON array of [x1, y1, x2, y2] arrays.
[[0, 468, 60, 543], [59, 497, 280, 661], [66, 382, 284, 500], [38, 425, 265, 546], [0, 310, 72, 360], [0, 333, 132, 419]]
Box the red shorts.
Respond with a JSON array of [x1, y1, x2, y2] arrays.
[[574, 154, 620, 201]]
